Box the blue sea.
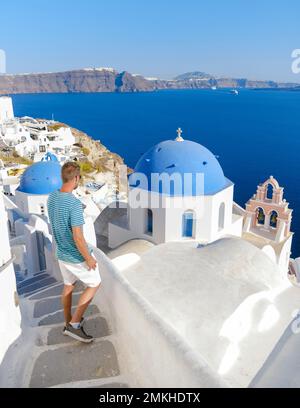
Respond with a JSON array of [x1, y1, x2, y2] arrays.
[[11, 89, 300, 257]]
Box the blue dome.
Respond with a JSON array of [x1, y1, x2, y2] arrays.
[[41, 152, 59, 162], [17, 160, 62, 195], [129, 139, 229, 196]]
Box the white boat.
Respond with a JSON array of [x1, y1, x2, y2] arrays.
[[230, 89, 239, 95], [211, 86, 217, 90]]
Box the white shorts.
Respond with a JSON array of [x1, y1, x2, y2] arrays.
[[58, 257, 101, 288]]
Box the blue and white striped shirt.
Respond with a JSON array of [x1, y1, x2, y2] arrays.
[[47, 190, 89, 263]]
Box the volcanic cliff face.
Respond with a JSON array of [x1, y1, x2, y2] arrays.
[[0, 68, 298, 94], [0, 69, 160, 94]]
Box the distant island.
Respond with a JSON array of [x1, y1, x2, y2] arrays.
[[0, 68, 299, 94]]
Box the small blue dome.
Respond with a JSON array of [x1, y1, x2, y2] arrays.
[[41, 152, 59, 162], [17, 160, 62, 195], [129, 139, 228, 196]]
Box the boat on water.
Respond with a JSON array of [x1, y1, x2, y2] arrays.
[[230, 89, 239, 95], [211, 86, 217, 90]]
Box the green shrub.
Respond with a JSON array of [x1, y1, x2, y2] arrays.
[[0, 153, 33, 165], [79, 161, 94, 173], [81, 147, 90, 156]]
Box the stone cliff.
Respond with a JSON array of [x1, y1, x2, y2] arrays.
[[0, 68, 298, 94]]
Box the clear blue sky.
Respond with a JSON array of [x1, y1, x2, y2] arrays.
[[1, 0, 300, 82]]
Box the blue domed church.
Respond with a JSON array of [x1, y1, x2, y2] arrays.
[[15, 154, 62, 216], [109, 130, 244, 248]]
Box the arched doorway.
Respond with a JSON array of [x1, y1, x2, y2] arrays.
[[218, 203, 225, 231], [182, 210, 194, 238], [256, 207, 265, 225], [269, 210, 278, 228], [146, 209, 153, 234]]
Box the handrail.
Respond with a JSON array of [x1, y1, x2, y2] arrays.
[[0, 254, 15, 273]]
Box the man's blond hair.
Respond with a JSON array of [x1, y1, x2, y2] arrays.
[[61, 161, 81, 183]]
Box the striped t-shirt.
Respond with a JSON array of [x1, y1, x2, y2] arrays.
[[47, 190, 90, 263]]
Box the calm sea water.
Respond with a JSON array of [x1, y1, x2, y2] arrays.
[[11, 89, 300, 257]]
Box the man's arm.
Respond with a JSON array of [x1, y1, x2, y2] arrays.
[[72, 226, 97, 270]]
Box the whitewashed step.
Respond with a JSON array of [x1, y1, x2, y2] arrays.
[[19, 277, 57, 296], [29, 340, 120, 388], [33, 293, 81, 318], [29, 282, 85, 300], [38, 305, 100, 326], [45, 317, 110, 346], [17, 273, 49, 289]]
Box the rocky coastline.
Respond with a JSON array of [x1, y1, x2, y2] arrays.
[[0, 68, 298, 94], [0, 120, 132, 191]]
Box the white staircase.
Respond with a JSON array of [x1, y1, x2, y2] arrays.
[[10, 272, 129, 388]]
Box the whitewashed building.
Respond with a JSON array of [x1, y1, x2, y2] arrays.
[[0, 96, 75, 162]]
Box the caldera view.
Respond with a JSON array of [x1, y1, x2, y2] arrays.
[[1, 0, 300, 398]]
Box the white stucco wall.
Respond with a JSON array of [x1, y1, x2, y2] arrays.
[[0, 195, 11, 265], [277, 235, 293, 277], [56, 127, 75, 145], [23, 225, 40, 276], [109, 183, 241, 248], [228, 213, 244, 237], [15, 191, 49, 217], [0, 261, 21, 365], [92, 246, 226, 388], [0, 192, 21, 365], [163, 184, 235, 243], [83, 215, 97, 247], [109, 223, 139, 249], [107, 238, 300, 387]]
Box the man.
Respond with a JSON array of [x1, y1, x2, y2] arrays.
[[47, 161, 101, 343]]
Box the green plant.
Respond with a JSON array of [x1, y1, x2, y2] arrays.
[[81, 147, 90, 156], [79, 161, 94, 173], [0, 154, 33, 165]]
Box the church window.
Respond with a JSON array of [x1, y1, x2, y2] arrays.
[[218, 202, 225, 230]]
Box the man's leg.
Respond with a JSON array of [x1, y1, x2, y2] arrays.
[[70, 284, 100, 325], [62, 284, 75, 325]]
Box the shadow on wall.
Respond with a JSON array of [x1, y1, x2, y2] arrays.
[[249, 314, 300, 387]]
